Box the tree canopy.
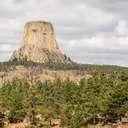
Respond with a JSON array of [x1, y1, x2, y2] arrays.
[[0, 71, 128, 127]]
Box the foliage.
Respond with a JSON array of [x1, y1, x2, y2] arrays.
[[0, 60, 127, 73], [0, 71, 128, 127]]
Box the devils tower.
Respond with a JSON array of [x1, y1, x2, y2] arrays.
[[10, 21, 71, 63]]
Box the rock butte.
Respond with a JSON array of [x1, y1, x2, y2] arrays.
[[10, 21, 71, 63]]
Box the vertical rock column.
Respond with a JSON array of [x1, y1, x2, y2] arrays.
[[10, 21, 71, 63]]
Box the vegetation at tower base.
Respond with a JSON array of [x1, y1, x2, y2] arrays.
[[0, 71, 128, 127], [0, 60, 127, 73]]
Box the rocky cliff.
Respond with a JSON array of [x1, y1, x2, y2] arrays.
[[10, 21, 71, 63], [0, 65, 88, 85]]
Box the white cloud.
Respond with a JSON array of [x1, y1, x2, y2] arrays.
[[60, 20, 128, 66], [115, 20, 128, 36], [0, 44, 18, 52], [67, 35, 128, 52], [0, 0, 128, 66]]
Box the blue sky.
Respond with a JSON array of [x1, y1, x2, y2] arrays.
[[0, 0, 128, 66]]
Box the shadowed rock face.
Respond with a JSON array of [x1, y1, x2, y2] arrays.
[[10, 21, 71, 63]]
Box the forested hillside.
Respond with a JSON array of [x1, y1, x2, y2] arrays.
[[0, 71, 128, 127]]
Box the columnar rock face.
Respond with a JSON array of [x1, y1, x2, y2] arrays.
[[10, 21, 71, 63]]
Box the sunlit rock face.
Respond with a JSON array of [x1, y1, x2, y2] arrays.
[[10, 21, 71, 63]]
